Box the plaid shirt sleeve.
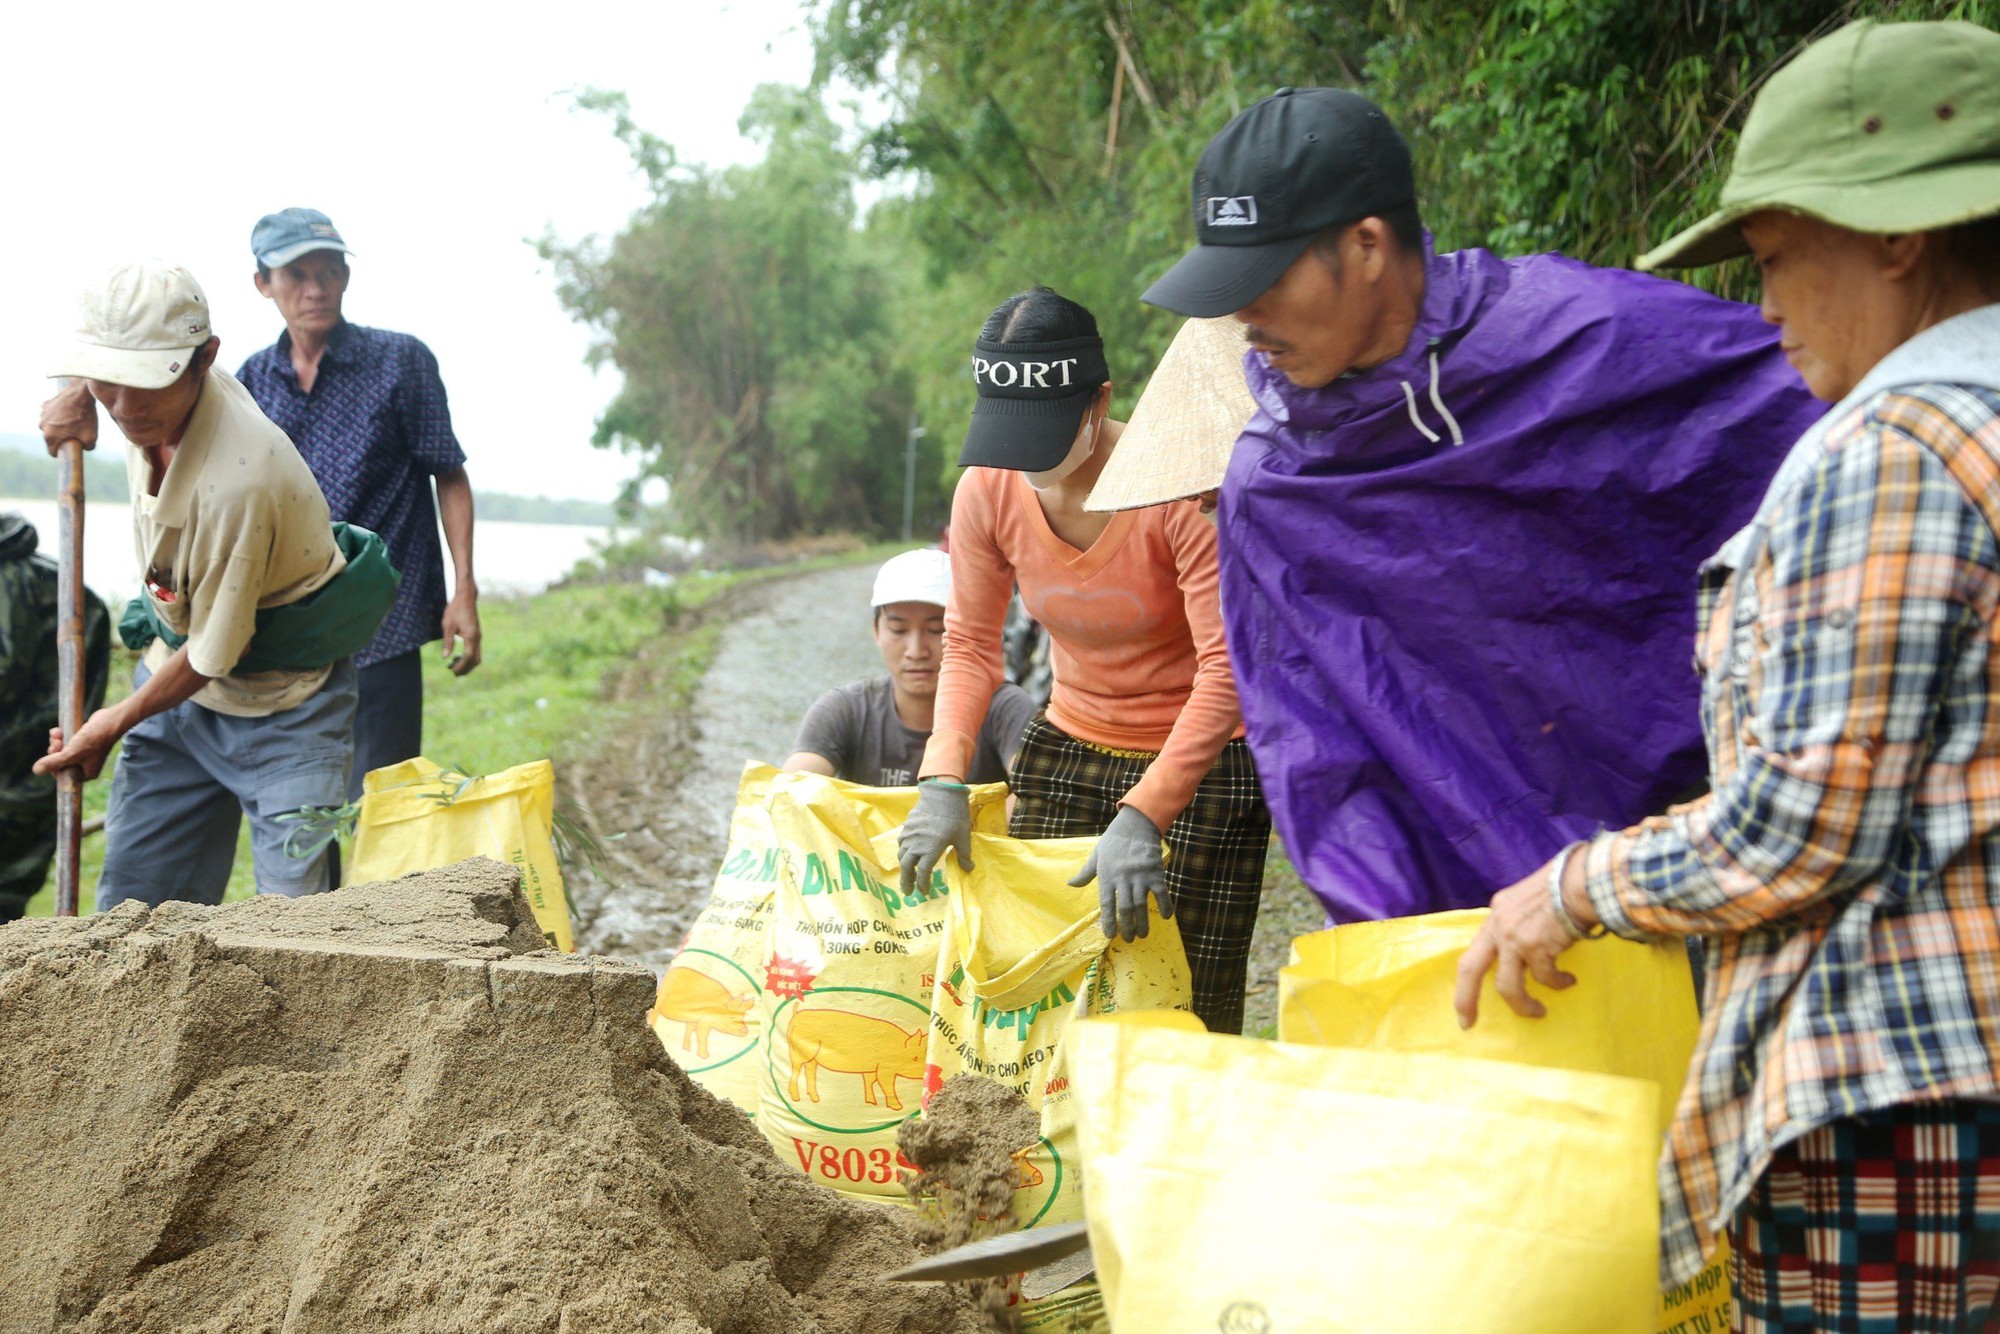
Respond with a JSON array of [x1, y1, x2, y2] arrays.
[[1584, 401, 2000, 937], [394, 339, 466, 477]]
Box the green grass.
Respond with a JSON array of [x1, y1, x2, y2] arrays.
[[24, 544, 901, 917], [418, 549, 900, 778]]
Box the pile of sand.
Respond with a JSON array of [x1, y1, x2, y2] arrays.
[[0, 859, 986, 1333]]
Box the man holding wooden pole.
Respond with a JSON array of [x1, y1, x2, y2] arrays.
[[35, 260, 396, 908]]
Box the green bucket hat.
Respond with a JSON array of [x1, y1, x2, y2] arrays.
[[1640, 19, 2000, 271]]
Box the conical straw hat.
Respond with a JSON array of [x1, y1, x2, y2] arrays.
[[1086, 317, 1257, 512]]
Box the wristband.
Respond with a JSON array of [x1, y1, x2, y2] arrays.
[[919, 777, 968, 791], [1545, 843, 1605, 941]]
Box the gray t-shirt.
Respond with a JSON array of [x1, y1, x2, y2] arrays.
[[792, 676, 1036, 787]]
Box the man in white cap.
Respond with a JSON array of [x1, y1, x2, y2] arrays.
[[36, 260, 395, 907], [784, 548, 1035, 786]]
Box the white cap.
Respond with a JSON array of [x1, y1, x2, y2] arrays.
[[49, 260, 213, 390], [871, 548, 952, 610]]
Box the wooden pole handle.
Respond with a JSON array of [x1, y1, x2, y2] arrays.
[[55, 438, 85, 917]]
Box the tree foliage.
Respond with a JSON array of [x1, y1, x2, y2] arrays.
[[551, 2, 2000, 539], [814, 0, 2000, 426], [541, 85, 923, 543], [1364, 0, 2000, 292]]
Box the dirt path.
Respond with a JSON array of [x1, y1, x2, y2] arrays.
[[568, 564, 882, 968], [568, 561, 1322, 1034]]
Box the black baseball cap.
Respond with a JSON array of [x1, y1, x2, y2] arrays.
[[958, 333, 1110, 471], [1143, 88, 1416, 317]]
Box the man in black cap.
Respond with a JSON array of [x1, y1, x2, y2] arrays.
[[1125, 88, 1825, 930], [1142, 89, 1431, 390]]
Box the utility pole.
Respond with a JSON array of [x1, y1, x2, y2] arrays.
[[902, 414, 927, 542]]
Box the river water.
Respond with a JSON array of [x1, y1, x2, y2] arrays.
[[5, 498, 607, 604]]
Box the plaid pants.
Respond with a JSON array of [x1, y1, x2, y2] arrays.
[[1731, 1100, 2000, 1333], [1007, 717, 1271, 1034]]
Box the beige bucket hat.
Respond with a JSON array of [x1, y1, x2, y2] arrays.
[[1085, 317, 1258, 512]]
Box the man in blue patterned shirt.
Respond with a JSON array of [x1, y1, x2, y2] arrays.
[[236, 208, 482, 799]]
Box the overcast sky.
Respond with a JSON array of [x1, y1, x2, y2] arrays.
[[2, 0, 832, 502]]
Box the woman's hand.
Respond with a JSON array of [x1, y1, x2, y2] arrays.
[[1453, 850, 1595, 1028], [1070, 805, 1170, 941], [898, 778, 973, 897]]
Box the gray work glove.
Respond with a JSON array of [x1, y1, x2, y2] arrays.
[[1069, 805, 1171, 943], [898, 779, 974, 897]]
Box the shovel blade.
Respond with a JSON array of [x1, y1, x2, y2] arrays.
[[884, 1220, 1092, 1283], [1020, 1246, 1096, 1301]]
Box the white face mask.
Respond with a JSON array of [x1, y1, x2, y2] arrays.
[[1025, 413, 1099, 492]]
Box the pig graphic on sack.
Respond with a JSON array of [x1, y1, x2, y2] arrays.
[[651, 967, 754, 1059], [786, 1008, 926, 1111]]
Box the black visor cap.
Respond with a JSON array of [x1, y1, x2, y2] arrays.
[[958, 389, 1098, 471], [958, 334, 1108, 471]]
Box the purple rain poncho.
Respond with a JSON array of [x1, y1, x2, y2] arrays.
[[1216, 245, 1825, 923]]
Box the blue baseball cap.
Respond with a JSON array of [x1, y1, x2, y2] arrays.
[[251, 208, 355, 269]]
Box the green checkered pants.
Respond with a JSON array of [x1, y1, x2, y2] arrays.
[[1007, 716, 1271, 1034]]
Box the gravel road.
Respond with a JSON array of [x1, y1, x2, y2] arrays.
[[569, 564, 881, 966]]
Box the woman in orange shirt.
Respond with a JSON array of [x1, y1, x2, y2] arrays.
[[897, 287, 1270, 1033]]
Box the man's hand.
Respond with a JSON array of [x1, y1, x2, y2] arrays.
[[40, 381, 98, 456], [1070, 805, 1171, 942], [34, 647, 207, 783], [434, 467, 478, 674], [1453, 853, 1591, 1029], [33, 708, 126, 781], [441, 588, 482, 676]]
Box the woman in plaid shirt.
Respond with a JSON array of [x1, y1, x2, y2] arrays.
[[1456, 19, 2000, 1331]]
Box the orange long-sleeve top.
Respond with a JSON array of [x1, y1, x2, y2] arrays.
[[919, 466, 1245, 831]]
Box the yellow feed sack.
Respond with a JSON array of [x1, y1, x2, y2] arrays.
[[648, 763, 782, 1117], [1280, 910, 1732, 1333], [347, 756, 573, 951], [1279, 910, 1696, 1123], [755, 773, 1006, 1200], [928, 831, 1191, 1228], [1070, 1014, 1662, 1334]]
